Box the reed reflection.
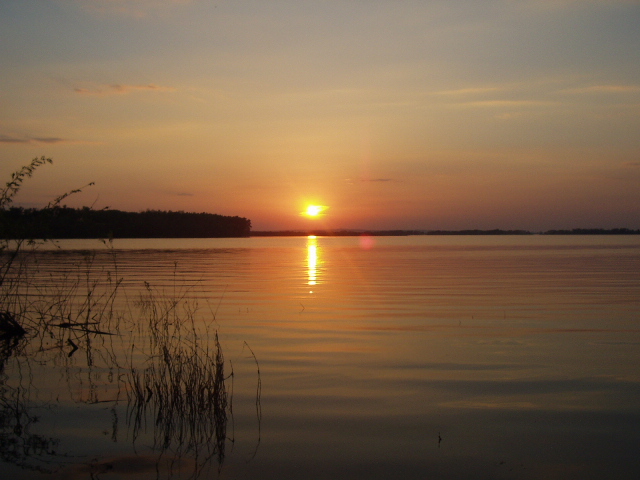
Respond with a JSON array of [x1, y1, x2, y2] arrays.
[[307, 235, 319, 288], [0, 252, 262, 479]]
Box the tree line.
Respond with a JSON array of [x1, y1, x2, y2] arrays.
[[1, 207, 251, 239]]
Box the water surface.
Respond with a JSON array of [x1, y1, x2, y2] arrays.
[[2, 235, 640, 479]]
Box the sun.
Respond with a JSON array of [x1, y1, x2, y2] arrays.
[[303, 205, 327, 217], [306, 205, 322, 216]]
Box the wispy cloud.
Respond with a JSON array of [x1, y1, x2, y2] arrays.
[[434, 87, 501, 96], [32, 137, 67, 144], [78, 0, 194, 18], [0, 135, 29, 144], [452, 100, 556, 108], [74, 83, 176, 96], [562, 85, 640, 94], [0, 135, 69, 145], [432, 84, 556, 111], [345, 177, 395, 185], [521, 0, 640, 10]]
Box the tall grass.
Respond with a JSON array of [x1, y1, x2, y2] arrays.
[[0, 159, 257, 477], [128, 282, 231, 475], [0, 245, 242, 477], [0, 156, 94, 336]]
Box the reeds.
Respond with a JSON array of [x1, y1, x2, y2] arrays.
[[0, 246, 246, 478], [0, 159, 253, 476], [128, 282, 230, 474]]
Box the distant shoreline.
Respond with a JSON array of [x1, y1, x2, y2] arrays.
[[3, 206, 639, 239], [251, 228, 640, 237]]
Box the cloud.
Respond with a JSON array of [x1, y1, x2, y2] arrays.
[[176, 192, 194, 196], [0, 135, 29, 144], [346, 177, 395, 185], [562, 85, 640, 94], [624, 161, 640, 167], [0, 135, 70, 145], [452, 100, 556, 108], [74, 83, 176, 96], [32, 137, 67, 144], [431, 84, 556, 110], [78, 0, 195, 18], [434, 87, 501, 96], [520, 0, 640, 10]]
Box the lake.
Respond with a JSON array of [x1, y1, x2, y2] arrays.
[[2, 235, 640, 479]]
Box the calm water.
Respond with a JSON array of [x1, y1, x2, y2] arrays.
[[2, 235, 640, 479]]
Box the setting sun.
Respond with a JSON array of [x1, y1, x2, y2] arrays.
[[304, 205, 327, 217]]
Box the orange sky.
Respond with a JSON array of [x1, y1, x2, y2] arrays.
[[2, 0, 640, 231]]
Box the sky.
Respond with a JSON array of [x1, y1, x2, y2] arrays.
[[1, 0, 640, 231]]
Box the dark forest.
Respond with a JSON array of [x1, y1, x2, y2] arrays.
[[1, 207, 251, 239]]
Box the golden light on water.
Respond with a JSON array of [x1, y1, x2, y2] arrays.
[[307, 235, 318, 288]]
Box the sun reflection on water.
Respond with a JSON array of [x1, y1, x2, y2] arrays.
[[307, 235, 318, 289]]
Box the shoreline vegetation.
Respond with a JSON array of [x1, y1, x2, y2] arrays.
[[253, 228, 640, 236], [0, 247, 239, 475], [3, 206, 251, 239], [1, 158, 638, 240], [3, 207, 639, 240], [0, 159, 259, 476]]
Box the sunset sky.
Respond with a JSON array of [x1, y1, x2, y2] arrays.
[[2, 0, 640, 231]]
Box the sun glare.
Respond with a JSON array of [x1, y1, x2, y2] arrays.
[[304, 205, 327, 217]]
